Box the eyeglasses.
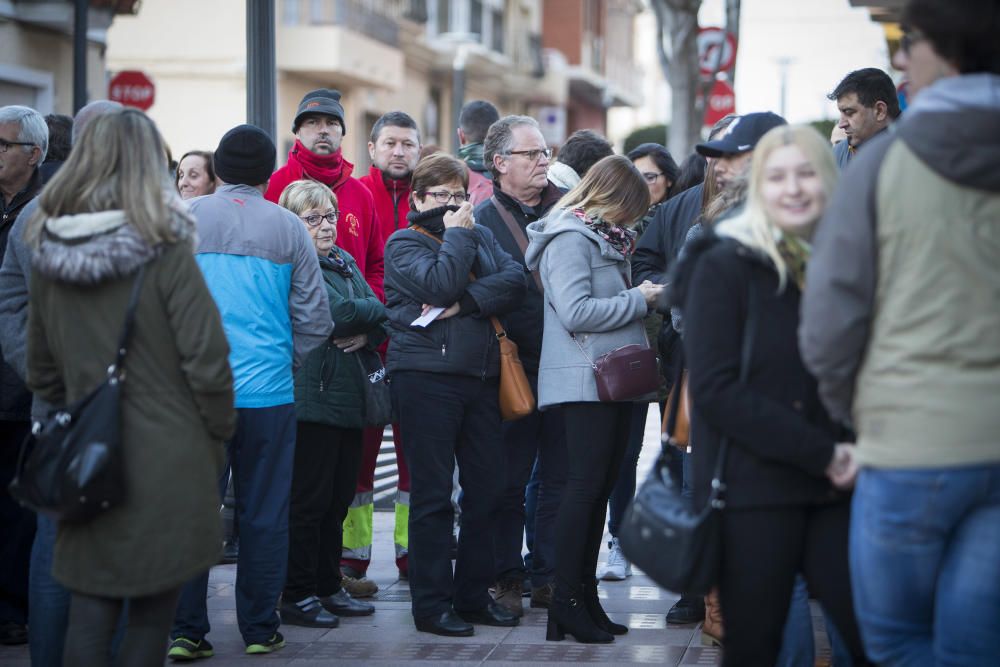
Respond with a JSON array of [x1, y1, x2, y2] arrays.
[[423, 190, 470, 205], [900, 28, 925, 55], [0, 139, 35, 154], [641, 172, 665, 184], [506, 148, 553, 162], [300, 211, 339, 227]]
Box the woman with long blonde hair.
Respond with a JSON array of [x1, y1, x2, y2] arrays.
[[25, 109, 234, 666], [671, 125, 869, 665]]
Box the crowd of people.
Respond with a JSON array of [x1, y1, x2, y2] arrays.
[[0, 0, 997, 664]]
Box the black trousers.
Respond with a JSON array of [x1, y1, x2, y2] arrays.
[[63, 587, 180, 667], [493, 373, 567, 585], [555, 402, 633, 589], [284, 421, 364, 602], [392, 371, 504, 620], [0, 420, 34, 626], [719, 502, 868, 666]]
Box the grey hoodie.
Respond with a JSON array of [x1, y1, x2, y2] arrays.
[[525, 208, 648, 409], [800, 73, 1000, 468]]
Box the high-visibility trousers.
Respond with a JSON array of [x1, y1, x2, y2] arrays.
[[341, 423, 410, 575]]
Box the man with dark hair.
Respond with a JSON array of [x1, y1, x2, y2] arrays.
[[171, 125, 331, 658], [457, 100, 500, 205], [40, 114, 72, 183], [828, 68, 900, 168], [348, 111, 421, 590], [475, 115, 566, 615], [802, 1, 1000, 663], [266, 88, 384, 299], [546, 129, 614, 190]]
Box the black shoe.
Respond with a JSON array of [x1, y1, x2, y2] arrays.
[[456, 600, 520, 627], [279, 596, 340, 628], [665, 594, 705, 625], [219, 540, 238, 565], [0, 621, 27, 646], [319, 589, 374, 617], [546, 584, 613, 644], [414, 609, 474, 637], [582, 579, 628, 635]]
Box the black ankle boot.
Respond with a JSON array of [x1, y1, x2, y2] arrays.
[[546, 584, 614, 644], [582, 579, 628, 635]]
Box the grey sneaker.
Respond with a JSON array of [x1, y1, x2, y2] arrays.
[[598, 537, 632, 581]]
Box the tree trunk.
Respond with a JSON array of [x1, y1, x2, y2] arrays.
[[650, 0, 702, 159]]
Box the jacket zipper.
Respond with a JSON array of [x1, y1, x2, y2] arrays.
[[318, 343, 333, 391]]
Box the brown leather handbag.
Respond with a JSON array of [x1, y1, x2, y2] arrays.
[[662, 369, 690, 450], [409, 225, 535, 421]]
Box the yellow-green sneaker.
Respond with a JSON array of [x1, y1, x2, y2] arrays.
[[167, 636, 213, 661], [245, 632, 285, 655]]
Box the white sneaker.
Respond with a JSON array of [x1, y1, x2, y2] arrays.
[[598, 537, 632, 581]]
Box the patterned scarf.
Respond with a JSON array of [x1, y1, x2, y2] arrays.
[[776, 233, 811, 291], [320, 248, 353, 278], [571, 208, 636, 258]]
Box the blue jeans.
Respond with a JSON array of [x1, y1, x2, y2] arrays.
[[850, 464, 1000, 666], [172, 405, 296, 645], [777, 575, 852, 667], [28, 515, 69, 667]]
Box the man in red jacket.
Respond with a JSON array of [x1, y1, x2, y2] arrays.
[[359, 111, 420, 244], [265, 89, 384, 299], [347, 111, 422, 587]]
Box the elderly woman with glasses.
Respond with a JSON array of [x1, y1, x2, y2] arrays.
[[276, 180, 387, 628], [383, 153, 526, 637]]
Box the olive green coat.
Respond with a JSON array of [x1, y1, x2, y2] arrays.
[[294, 250, 387, 428], [26, 210, 235, 598]]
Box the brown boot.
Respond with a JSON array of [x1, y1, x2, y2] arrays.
[[493, 578, 524, 617], [530, 582, 554, 609], [701, 588, 724, 647]]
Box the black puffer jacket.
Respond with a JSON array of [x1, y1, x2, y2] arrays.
[[672, 232, 847, 511], [383, 206, 526, 379]]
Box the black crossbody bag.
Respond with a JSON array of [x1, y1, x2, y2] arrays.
[[9, 265, 145, 523], [618, 285, 757, 594]]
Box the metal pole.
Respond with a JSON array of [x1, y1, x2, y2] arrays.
[[451, 45, 468, 154], [73, 0, 88, 113], [246, 0, 277, 141]]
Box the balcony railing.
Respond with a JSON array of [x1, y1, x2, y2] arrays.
[[282, 0, 426, 46]]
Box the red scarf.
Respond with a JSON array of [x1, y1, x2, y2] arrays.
[[286, 139, 352, 188]]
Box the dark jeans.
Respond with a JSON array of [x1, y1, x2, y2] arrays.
[[63, 587, 179, 667], [494, 374, 567, 587], [285, 421, 363, 602], [523, 458, 540, 572], [719, 502, 867, 667], [0, 420, 34, 626], [555, 402, 632, 588], [29, 515, 70, 666], [172, 405, 296, 645], [392, 371, 504, 620]]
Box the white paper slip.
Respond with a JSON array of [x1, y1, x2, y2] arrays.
[[411, 307, 445, 328]]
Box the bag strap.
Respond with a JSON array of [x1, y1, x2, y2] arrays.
[[491, 196, 544, 294], [409, 225, 509, 342], [707, 284, 758, 509], [111, 264, 146, 379]]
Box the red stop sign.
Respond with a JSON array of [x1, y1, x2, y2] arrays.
[[701, 79, 736, 127], [109, 71, 155, 111]]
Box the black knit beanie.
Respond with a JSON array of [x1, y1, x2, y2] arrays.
[[293, 89, 346, 135], [214, 124, 276, 186]]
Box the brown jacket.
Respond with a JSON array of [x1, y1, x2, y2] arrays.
[[27, 209, 235, 597]]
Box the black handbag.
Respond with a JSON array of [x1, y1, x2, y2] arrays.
[[8, 265, 145, 523], [618, 285, 757, 594], [356, 348, 394, 427]]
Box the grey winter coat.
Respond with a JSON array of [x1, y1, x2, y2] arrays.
[[525, 209, 649, 409]]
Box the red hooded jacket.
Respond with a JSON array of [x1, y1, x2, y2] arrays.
[[265, 141, 385, 299], [358, 165, 412, 247]]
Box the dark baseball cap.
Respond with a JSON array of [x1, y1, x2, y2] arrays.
[[293, 88, 346, 135], [695, 111, 787, 157]]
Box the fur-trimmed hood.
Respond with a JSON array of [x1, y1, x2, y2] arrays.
[[33, 209, 195, 286]]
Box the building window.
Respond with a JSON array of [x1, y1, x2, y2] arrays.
[[469, 0, 483, 37], [490, 7, 503, 53]]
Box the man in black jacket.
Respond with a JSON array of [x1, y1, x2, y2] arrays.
[[475, 115, 565, 615], [0, 104, 46, 646]]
